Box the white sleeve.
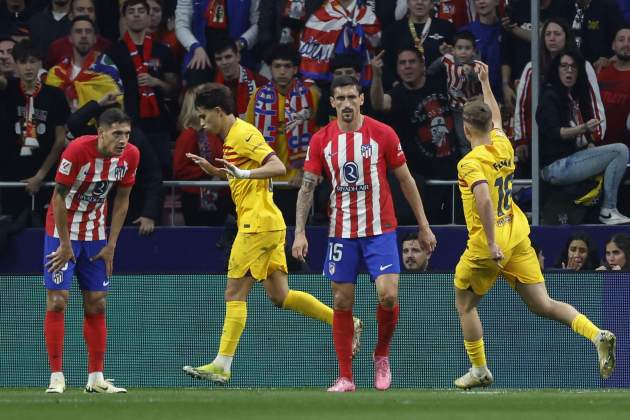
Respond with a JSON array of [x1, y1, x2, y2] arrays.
[[513, 62, 531, 143], [585, 61, 606, 140], [395, 0, 408, 21], [240, 0, 260, 49], [175, 0, 199, 51]]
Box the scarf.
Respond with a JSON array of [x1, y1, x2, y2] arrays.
[[123, 32, 160, 118], [408, 17, 431, 56], [205, 0, 227, 29], [253, 79, 315, 168], [572, 1, 587, 48], [19, 81, 42, 156], [299, 0, 380, 83], [283, 0, 307, 20], [196, 130, 219, 211], [46, 51, 123, 112], [214, 65, 257, 117], [569, 93, 589, 148]]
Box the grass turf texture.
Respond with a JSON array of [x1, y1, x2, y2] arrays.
[[1, 389, 629, 420]]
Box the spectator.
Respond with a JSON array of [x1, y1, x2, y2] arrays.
[[401, 232, 430, 272], [371, 46, 458, 223], [0, 36, 16, 78], [299, 0, 380, 85], [108, 0, 178, 178], [258, 0, 324, 52], [427, 30, 482, 155], [45, 16, 123, 113], [531, 241, 546, 270], [537, 49, 630, 225], [568, 0, 624, 71], [0, 0, 33, 38], [462, 0, 503, 102], [147, 0, 183, 62], [514, 17, 606, 173], [597, 26, 630, 146], [555, 233, 599, 270], [381, 0, 454, 89], [212, 36, 267, 119], [28, 0, 71, 57], [246, 44, 319, 225], [597, 233, 630, 271], [45, 0, 112, 69], [173, 85, 232, 227], [0, 40, 68, 224], [316, 52, 375, 126], [175, 0, 260, 86], [65, 93, 163, 235]]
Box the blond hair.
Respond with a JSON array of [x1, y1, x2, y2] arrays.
[[177, 84, 213, 131], [462, 100, 492, 133]]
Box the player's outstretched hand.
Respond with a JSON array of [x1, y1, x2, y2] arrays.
[[474, 61, 489, 83], [45, 244, 76, 273], [418, 226, 437, 254], [90, 244, 115, 277], [489, 242, 504, 267], [186, 153, 218, 176], [291, 232, 309, 263], [215, 158, 251, 179]]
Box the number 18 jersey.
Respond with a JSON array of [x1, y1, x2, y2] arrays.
[[457, 129, 529, 259]]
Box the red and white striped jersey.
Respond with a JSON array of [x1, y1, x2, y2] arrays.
[[45, 135, 140, 241], [441, 54, 482, 110], [304, 116, 406, 239]]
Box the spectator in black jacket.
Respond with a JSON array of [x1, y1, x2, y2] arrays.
[[537, 49, 630, 225], [66, 93, 163, 235]]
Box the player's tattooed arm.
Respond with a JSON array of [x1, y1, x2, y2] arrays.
[[295, 171, 318, 234], [54, 183, 70, 198]]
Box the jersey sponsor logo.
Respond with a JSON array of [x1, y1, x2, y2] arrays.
[[114, 165, 127, 181], [59, 159, 73, 176], [335, 184, 371, 193], [342, 161, 359, 183], [360, 144, 372, 159]]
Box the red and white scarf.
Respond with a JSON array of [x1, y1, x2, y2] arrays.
[[205, 0, 227, 29], [214, 65, 257, 118], [253, 79, 315, 168], [19, 81, 42, 156], [299, 0, 380, 81], [124, 32, 160, 118]]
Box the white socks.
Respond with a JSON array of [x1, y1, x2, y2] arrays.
[[213, 355, 234, 372]]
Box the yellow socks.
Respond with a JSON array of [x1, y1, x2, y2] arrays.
[[218, 301, 247, 357], [282, 290, 333, 325], [571, 314, 600, 342], [464, 338, 487, 368]]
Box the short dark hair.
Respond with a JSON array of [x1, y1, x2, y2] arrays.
[[265, 44, 300, 66], [330, 75, 362, 95], [614, 24, 630, 39], [194, 83, 235, 115], [11, 40, 42, 63], [70, 15, 96, 31], [121, 0, 150, 15], [98, 108, 132, 128], [213, 36, 239, 57], [396, 46, 424, 63], [401, 232, 419, 244], [330, 52, 362, 73], [462, 100, 492, 133], [453, 31, 476, 48]]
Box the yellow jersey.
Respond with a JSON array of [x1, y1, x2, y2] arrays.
[[223, 118, 286, 233], [245, 86, 319, 183], [457, 128, 529, 259]]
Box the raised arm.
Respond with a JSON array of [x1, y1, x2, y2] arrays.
[[475, 61, 502, 131], [370, 50, 392, 113]]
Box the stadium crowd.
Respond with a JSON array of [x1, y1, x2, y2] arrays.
[[0, 0, 629, 232]]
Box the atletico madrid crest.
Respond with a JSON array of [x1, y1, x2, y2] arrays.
[[328, 262, 336, 275], [360, 144, 372, 159]]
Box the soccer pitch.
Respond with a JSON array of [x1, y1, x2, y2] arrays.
[[1, 389, 628, 420]]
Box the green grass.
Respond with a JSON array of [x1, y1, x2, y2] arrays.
[[1, 389, 629, 420]]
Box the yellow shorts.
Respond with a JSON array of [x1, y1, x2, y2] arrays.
[[227, 230, 288, 281], [454, 237, 544, 296]]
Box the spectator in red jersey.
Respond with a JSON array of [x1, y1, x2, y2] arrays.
[[293, 75, 436, 392], [212, 36, 267, 119], [108, 0, 179, 177], [45, 0, 112, 69], [0, 40, 68, 225], [173, 84, 232, 226], [597, 26, 630, 147], [43, 108, 139, 394], [147, 0, 183, 62]]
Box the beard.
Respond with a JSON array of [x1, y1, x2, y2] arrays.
[[616, 53, 630, 62]]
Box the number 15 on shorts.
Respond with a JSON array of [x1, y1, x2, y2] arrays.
[[328, 243, 343, 262]]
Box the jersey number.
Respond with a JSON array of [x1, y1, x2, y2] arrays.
[[328, 243, 343, 262], [494, 174, 513, 217]]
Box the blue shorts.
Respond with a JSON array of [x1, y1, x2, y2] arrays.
[[323, 231, 400, 283], [43, 235, 109, 291]]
